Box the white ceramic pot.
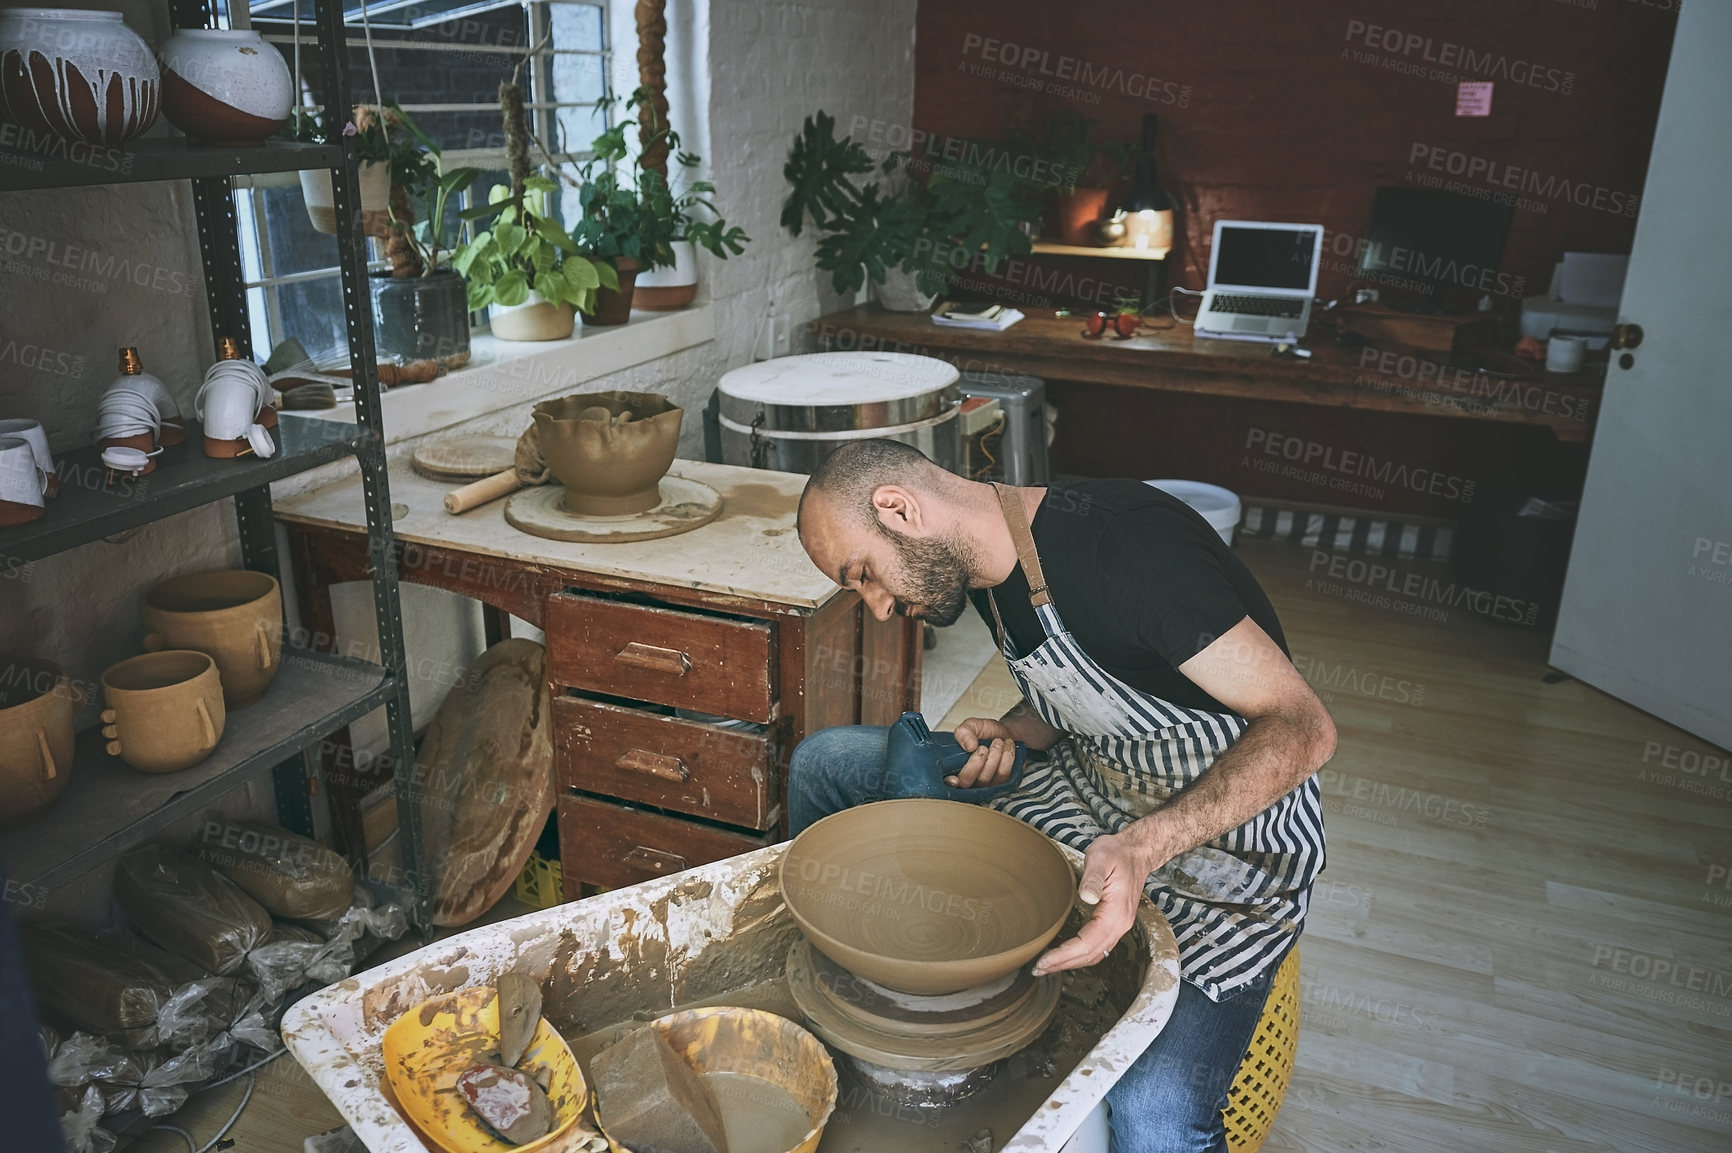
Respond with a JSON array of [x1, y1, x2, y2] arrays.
[[158, 28, 291, 147], [875, 266, 937, 313], [300, 161, 392, 235], [0, 8, 159, 146], [635, 239, 698, 311], [489, 292, 576, 341]]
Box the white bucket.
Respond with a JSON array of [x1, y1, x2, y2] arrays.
[[1145, 479, 1242, 547]]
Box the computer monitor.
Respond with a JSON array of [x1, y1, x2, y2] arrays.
[[1357, 187, 1513, 305], [1208, 222, 1323, 296]]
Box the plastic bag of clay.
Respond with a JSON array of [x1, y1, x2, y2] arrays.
[[114, 844, 273, 975], [58, 1084, 118, 1153], [192, 819, 355, 922], [138, 1034, 235, 1116], [45, 1032, 143, 1092], [20, 923, 179, 1037], [153, 975, 255, 1049]]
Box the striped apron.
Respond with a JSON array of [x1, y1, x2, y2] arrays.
[[983, 485, 1325, 1001]]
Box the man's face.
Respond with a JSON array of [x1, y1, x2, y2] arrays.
[[801, 491, 973, 625]]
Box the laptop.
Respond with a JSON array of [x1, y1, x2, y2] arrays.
[[1195, 221, 1325, 342]]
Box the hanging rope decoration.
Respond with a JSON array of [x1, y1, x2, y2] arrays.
[[634, 0, 670, 178]]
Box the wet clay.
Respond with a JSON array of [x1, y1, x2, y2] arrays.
[[704, 1072, 814, 1153], [532, 390, 682, 516]]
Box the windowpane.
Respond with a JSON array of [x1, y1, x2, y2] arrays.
[[273, 275, 349, 360], [261, 183, 341, 278]]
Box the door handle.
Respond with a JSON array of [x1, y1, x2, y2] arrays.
[[615, 748, 690, 782], [621, 845, 688, 873], [1611, 323, 1644, 350], [613, 642, 692, 676]]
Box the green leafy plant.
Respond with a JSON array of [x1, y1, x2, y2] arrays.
[[286, 102, 438, 198], [394, 162, 478, 277], [780, 112, 1038, 297]]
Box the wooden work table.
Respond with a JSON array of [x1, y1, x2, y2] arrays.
[[815, 304, 1602, 442], [276, 459, 920, 896]]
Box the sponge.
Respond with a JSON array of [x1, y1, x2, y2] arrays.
[[590, 1025, 729, 1153]]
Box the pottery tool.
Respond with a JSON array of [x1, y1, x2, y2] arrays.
[[436, 430, 549, 515], [413, 434, 520, 482], [457, 1064, 554, 1144], [885, 710, 1026, 802], [276, 380, 337, 410], [590, 1025, 730, 1153], [496, 973, 543, 1068]]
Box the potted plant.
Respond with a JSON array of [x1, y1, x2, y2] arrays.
[[371, 151, 477, 369], [289, 103, 396, 235], [451, 81, 613, 341], [1018, 109, 1127, 246], [780, 112, 1038, 311]]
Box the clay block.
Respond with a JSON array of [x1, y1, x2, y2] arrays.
[[591, 1026, 729, 1153], [456, 1064, 553, 1145]]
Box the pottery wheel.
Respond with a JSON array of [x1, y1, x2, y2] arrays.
[[411, 435, 519, 481], [786, 938, 1060, 1073], [803, 940, 1038, 1037], [504, 475, 722, 543]]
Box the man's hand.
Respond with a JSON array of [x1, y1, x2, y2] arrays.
[[1031, 832, 1158, 976], [948, 718, 1018, 788]]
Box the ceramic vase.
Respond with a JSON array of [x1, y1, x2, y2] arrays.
[[531, 390, 681, 515], [158, 28, 291, 147], [100, 650, 226, 773], [634, 240, 698, 311], [490, 291, 577, 341], [300, 160, 391, 235], [371, 269, 472, 367], [141, 570, 283, 706], [0, 8, 159, 147], [0, 658, 75, 827], [584, 257, 639, 326], [874, 266, 936, 313]]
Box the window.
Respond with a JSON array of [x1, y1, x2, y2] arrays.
[[228, 0, 613, 359]]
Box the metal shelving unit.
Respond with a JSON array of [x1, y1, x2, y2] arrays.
[[0, 0, 428, 928]]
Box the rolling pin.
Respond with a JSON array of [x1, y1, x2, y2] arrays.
[[444, 468, 523, 514]]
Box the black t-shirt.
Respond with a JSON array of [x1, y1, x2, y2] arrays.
[[968, 479, 1288, 714]]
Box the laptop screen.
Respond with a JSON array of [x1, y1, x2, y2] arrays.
[[1214, 226, 1317, 292]]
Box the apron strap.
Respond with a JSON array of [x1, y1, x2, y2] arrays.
[[992, 483, 1052, 608]]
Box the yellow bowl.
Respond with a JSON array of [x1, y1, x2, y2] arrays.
[[382, 985, 587, 1153]]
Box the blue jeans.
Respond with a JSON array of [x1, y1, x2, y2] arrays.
[[788, 725, 1281, 1153]]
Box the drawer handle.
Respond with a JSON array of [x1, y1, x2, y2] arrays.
[[614, 642, 692, 676], [616, 748, 690, 782], [622, 845, 688, 873]]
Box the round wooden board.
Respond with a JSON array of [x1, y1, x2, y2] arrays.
[[503, 475, 722, 543], [411, 435, 519, 481], [417, 638, 554, 926]]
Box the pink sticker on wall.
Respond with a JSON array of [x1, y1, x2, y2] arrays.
[[1456, 81, 1494, 116]]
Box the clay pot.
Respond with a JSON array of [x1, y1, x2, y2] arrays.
[[0, 8, 159, 147], [141, 570, 283, 706], [100, 650, 226, 773], [584, 257, 639, 326], [157, 29, 291, 147], [874, 266, 936, 313], [1055, 187, 1112, 246], [489, 292, 577, 341], [0, 657, 75, 827], [531, 390, 682, 516], [779, 798, 1075, 995], [299, 160, 391, 235], [634, 240, 697, 311]]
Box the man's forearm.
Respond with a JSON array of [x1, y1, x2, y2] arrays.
[[1001, 699, 1063, 750]]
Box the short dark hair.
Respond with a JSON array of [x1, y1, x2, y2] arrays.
[[798, 439, 936, 534]]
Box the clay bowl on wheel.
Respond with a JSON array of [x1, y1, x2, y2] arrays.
[[531, 390, 682, 516], [141, 570, 283, 706], [779, 798, 1075, 995]]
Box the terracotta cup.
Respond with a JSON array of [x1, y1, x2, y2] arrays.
[[100, 651, 226, 773], [0, 657, 75, 827], [141, 570, 282, 706]]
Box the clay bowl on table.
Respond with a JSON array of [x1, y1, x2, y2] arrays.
[[531, 390, 682, 516], [141, 570, 282, 706], [0, 657, 76, 827], [779, 798, 1075, 996], [100, 650, 225, 773]]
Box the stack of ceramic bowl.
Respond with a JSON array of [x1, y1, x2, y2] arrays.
[[196, 357, 276, 459], [778, 799, 1076, 1110], [0, 420, 56, 524]]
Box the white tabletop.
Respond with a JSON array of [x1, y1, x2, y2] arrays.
[[275, 458, 841, 610], [717, 351, 959, 406]]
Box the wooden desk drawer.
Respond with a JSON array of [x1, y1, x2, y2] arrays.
[[545, 592, 776, 723], [557, 795, 773, 896], [552, 696, 777, 831]]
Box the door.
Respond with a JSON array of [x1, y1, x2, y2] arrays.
[[1549, 0, 1732, 750]]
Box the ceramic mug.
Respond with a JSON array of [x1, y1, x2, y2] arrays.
[[142, 570, 283, 705], [0, 656, 76, 827], [1546, 334, 1587, 373], [100, 650, 226, 773], [0, 436, 49, 525], [0, 419, 56, 498]]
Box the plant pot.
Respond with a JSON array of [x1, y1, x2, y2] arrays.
[[371, 270, 471, 368], [300, 161, 392, 236], [158, 28, 292, 147], [874, 266, 936, 313], [531, 390, 682, 515], [634, 240, 697, 311], [100, 650, 226, 774], [142, 570, 283, 706], [0, 8, 159, 146], [585, 258, 640, 326], [1056, 186, 1112, 246], [489, 291, 577, 341], [0, 657, 75, 827]]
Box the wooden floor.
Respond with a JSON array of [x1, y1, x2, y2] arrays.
[[137, 539, 1732, 1152]]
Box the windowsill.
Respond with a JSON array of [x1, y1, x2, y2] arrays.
[[292, 304, 716, 446]]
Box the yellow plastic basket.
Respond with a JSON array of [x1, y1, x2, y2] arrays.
[[1222, 948, 1300, 1153], [512, 851, 563, 910]]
